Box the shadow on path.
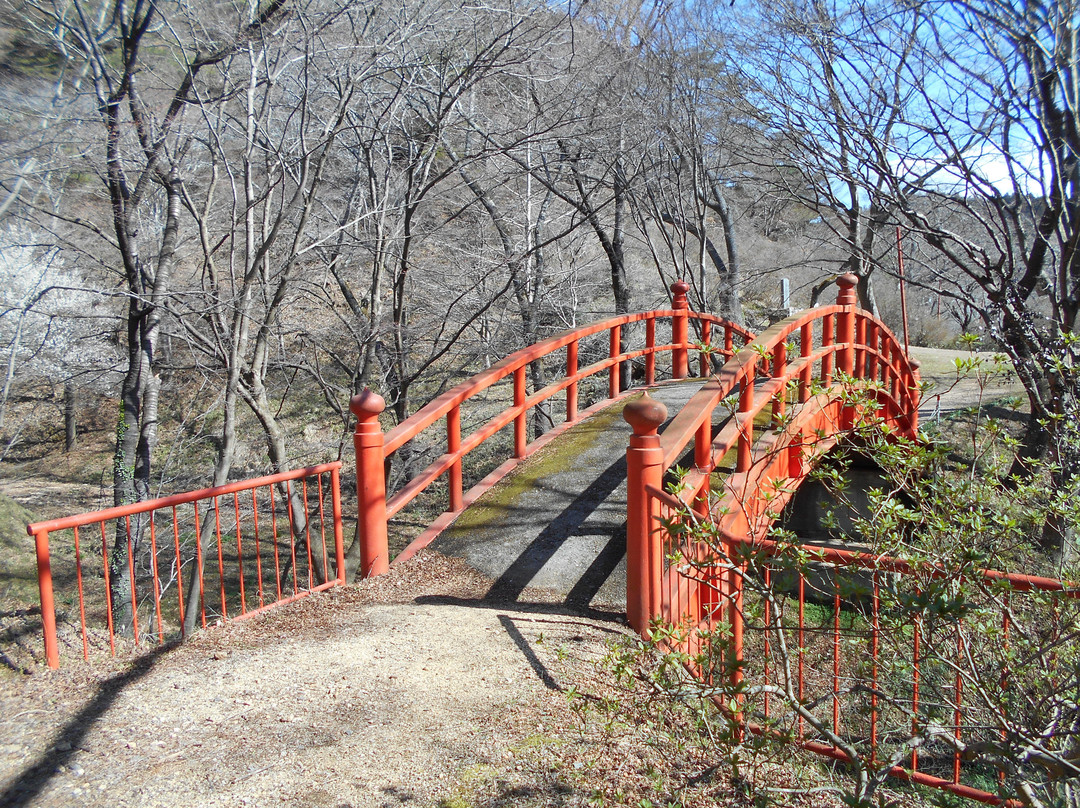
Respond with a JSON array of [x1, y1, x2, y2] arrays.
[[497, 614, 562, 691], [414, 594, 624, 624], [0, 642, 176, 808], [484, 455, 627, 606]]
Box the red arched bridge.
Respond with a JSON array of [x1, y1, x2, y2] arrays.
[[25, 275, 1077, 806]]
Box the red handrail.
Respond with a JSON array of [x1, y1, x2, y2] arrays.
[[28, 463, 346, 669], [351, 281, 754, 573], [28, 463, 344, 534]]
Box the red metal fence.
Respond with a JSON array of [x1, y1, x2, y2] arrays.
[[646, 483, 1078, 806], [351, 281, 753, 574], [621, 275, 1079, 805], [25, 281, 751, 668], [27, 463, 345, 668]]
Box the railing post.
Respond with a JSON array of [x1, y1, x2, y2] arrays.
[[729, 532, 745, 736], [694, 414, 712, 519], [855, 314, 867, 379], [30, 527, 59, 668], [624, 394, 668, 635], [671, 280, 690, 379], [609, 324, 621, 398], [566, 339, 579, 423], [351, 390, 389, 578], [836, 273, 858, 377], [821, 315, 835, 384], [645, 318, 656, 386], [330, 466, 346, 585], [866, 320, 879, 381], [514, 367, 527, 457], [448, 405, 462, 511], [771, 340, 787, 428], [737, 362, 755, 473], [799, 322, 812, 403], [700, 320, 711, 377]]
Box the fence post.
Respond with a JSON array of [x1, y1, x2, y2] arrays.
[[330, 466, 347, 585], [645, 318, 656, 386], [855, 314, 867, 379], [866, 320, 879, 381], [771, 340, 788, 428], [351, 389, 389, 577], [671, 280, 690, 379], [30, 528, 59, 668], [836, 273, 858, 377], [624, 394, 668, 635], [699, 320, 711, 377], [737, 363, 755, 473], [447, 405, 462, 511], [821, 314, 835, 384], [513, 367, 527, 457], [799, 321, 812, 403], [609, 324, 621, 398], [566, 339, 579, 423]]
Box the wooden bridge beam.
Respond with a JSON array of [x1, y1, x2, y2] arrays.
[[351, 389, 389, 578], [624, 394, 668, 634]]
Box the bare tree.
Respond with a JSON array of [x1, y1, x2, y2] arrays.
[[12, 0, 296, 633], [631, 5, 746, 323], [0, 228, 116, 434], [875, 0, 1080, 562], [727, 0, 936, 314]]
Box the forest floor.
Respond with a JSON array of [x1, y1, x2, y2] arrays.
[[0, 349, 1022, 808]]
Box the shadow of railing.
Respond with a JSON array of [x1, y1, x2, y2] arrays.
[[0, 641, 176, 807]]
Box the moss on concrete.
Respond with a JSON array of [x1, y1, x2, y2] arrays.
[[447, 395, 642, 536]]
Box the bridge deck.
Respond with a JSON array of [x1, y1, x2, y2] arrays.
[[430, 380, 706, 614]]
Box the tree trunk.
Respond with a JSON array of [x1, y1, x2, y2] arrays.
[[706, 182, 744, 324], [63, 382, 76, 452]]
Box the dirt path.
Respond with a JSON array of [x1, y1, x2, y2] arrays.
[[909, 345, 1025, 414], [0, 553, 634, 808]]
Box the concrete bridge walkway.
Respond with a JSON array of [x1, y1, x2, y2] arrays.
[[428, 347, 1021, 617], [430, 380, 706, 615]]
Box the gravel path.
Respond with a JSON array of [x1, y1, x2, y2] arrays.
[[0, 553, 630, 808]]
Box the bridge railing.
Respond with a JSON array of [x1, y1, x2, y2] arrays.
[[624, 274, 921, 631], [351, 281, 754, 575], [27, 463, 346, 668], [646, 480, 1079, 806], [622, 275, 1071, 803]]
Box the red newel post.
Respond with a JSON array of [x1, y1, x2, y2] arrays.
[[30, 527, 59, 668], [624, 394, 668, 635], [671, 280, 690, 380], [836, 273, 858, 377], [351, 389, 389, 577]]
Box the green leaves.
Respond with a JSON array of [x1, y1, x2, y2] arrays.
[[629, 351, 1080, 807]]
